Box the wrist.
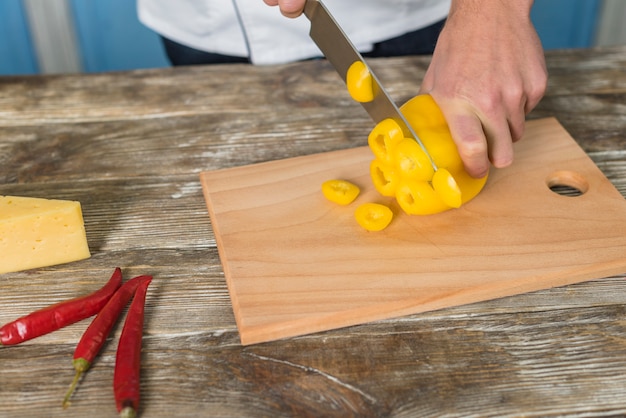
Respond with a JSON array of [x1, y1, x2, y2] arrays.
[[449, 0, 534, 19]]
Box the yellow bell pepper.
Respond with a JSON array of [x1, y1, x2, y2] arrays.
[[367, 94, 488, 215]]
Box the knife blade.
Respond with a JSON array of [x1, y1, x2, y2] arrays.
[[303, 0, 438, 171]]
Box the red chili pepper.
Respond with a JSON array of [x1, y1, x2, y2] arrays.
[[62, 274, 152, 409], [0, 268, 123, 346], [114, 277, 152, 418]]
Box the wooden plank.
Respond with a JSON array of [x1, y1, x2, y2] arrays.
[[0, 46, 624, 127], [2, 283, 626, 418]]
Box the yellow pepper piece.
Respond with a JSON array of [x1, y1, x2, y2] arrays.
[[415, 127, 464, 173], [431, 168, 462, 208], [395, 180, 448, 216], [369, 159, 399, 197], [400, 94, 448, 129], [354, 203, 393, 231], [321, 179, 360, 205], [367, 118, 404, 165], [447, 168, 488, 206], [394, 138, 435, 182], [346, 61, 374, 103]]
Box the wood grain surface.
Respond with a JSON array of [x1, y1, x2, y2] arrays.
[[200, 117, 626, 345], [1, 46, 626, 417]]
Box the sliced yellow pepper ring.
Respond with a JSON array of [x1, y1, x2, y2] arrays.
[[321, 179, 360, 205], [367, 118, 404, 165], [450, 169, 488, 206], [394, 138, 435, 182], [431, 168, 462, 208], [369, 160, 399, 197], [346, 61, 374, 103], [354, 203, 393, 231], [395, 180, 448, 216]]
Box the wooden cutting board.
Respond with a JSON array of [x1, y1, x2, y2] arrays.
[[200, 118, 626, 345]]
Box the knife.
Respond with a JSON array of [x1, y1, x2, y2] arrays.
[[303, 0, 438, 171]]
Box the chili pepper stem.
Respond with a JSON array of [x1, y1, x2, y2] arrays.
[[62, 357, 91, 408], [62, 370, 84, 409], [120, 406, 137, 418]]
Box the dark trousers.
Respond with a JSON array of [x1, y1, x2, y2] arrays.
[[161, 19, 445, 66]]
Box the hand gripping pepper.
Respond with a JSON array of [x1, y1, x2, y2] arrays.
[[368, 94, 488, 215]]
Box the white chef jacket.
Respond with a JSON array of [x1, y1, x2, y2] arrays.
[[138, 0, 450, 65]]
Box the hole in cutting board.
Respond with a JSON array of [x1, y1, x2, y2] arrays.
[[546, 170, 588, 197]]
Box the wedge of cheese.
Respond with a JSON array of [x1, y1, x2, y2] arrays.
[[0, 195, 91, 274]]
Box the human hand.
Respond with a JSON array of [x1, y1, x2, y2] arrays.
[[420, 0, 547, 178], [262, 0, 306, 18]]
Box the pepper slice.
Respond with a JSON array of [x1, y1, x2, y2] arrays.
[[369, 160, 399, 197], [321, 179, 360, 205], [354, 203, 393, 231], [432, 168, 462, 208], [394, 138, 435, 182], [367, 118, 404, 165], [346, 61, 374, 103], [395, 180, 449, 216]]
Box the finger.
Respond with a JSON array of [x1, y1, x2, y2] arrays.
[[523, 80, 547, 114], [277, 0, 305, 17], [484, 117, 514, 169], [446, 111, 491, 178], [473, 93, 515, 168], [499, 82, 527, 143], [523, 59, 548, 114], [508, 106, 526, 144], [470, 90, 517, 169]]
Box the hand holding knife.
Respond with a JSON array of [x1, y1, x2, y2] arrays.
[[303, 0, 438, 172]]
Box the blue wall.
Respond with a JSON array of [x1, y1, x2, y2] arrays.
[[69, 0, 169, 73], [0, 0, 604, 75], [531, 0, 602, 49], [0, 0, 38, 74]]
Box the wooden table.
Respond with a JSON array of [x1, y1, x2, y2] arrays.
[[1, 46, 625, 417]]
